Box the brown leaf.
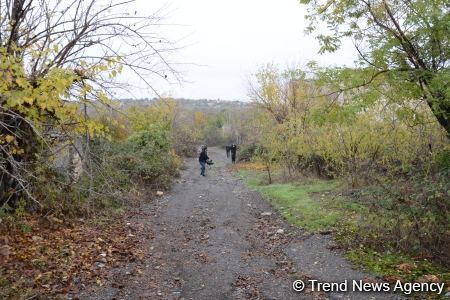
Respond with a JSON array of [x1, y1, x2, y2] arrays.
[[396, 263, 414, 273], [416, 274, 440, 283], [50, 217, 63, 224], [31, 235, 44, 242], [384, 275, 403, 283], [0, 245, 10, 257]]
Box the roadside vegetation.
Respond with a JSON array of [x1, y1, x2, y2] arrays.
[[225, 0, 450, 286], [0, 0, 215, 297], [238, 168, 343, 231], [230, 63, 449, 281], [235, 164, 448, 284], [0, 0, 448, 297], [233, 66, 449, 281]]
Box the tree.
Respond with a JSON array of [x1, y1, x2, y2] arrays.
[[249, 63, 316, 124], [193, 111, 207, 138], [300, 0, 450, 135], [0, 0, 177, 207]]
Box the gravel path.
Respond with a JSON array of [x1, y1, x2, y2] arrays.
[[82, 147, 400, 300]]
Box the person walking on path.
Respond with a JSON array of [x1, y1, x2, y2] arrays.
[[199, 145, 209, 176], [230, 144, 237, 164]]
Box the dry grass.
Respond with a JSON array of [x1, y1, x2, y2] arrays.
[[227, 162, 267, 172]]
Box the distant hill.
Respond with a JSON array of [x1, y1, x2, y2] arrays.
[[116, 98, 254, 114]]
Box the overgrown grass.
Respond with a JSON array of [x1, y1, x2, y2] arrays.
[[346, 248, 447, 283], [238, 169, 357, 232], [237, 168, 449, 285]]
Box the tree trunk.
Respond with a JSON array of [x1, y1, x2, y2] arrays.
[[266, 164, 272, 184], [421, 79, 450, 137], [427, 94, 450, 138]]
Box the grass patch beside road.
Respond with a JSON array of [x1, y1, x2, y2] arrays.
[[236, 168, 449, 288], [237, 169, 359, 233]]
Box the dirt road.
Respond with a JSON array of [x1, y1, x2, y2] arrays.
[[83, 147, 397, 300]]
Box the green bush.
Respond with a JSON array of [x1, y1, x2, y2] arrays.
[[432, 148, 450, 174], [238, 143, 258, 162], [16, 122, 181, 218], [93, 123, 179, 191], [121, 124, 179, 187], [336, 176, 450, 268]]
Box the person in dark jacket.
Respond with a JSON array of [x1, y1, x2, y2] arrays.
[[230, 144, 237, 163], [199, 145, 209, 176]]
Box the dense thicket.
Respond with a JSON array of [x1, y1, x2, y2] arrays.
[[238, 63, 449, 265], [0, 0, 179, 216]]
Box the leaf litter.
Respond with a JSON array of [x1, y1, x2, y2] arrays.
[[0, 214, 151, 299]]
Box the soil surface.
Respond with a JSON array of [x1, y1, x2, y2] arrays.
[[81, 147, 400, 300]]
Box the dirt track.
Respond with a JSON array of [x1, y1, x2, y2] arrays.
[[83, 147, 397, 300]]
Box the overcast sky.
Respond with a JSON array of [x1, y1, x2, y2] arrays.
[[123, 0, 357, 101]]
